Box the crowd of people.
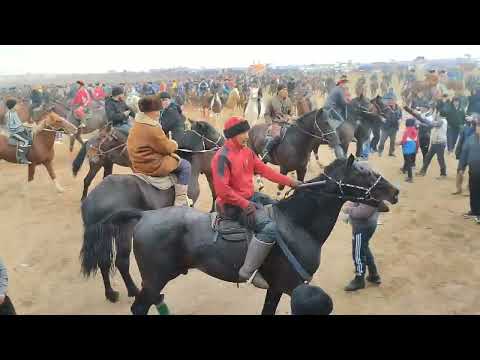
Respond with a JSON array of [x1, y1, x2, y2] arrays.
[[1, 64, 480, 315]]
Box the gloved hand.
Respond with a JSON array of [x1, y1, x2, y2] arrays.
[[243, 202, 257, 230]]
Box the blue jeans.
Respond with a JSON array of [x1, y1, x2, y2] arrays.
[[114, 123, 132, 136], [361, 138, 371, 159], [446, 126, 460, 153], [172, 158, 191, 185]]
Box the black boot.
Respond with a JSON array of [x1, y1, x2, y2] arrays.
[[366, 265, 382, 284], [344, 274, 365, 291]]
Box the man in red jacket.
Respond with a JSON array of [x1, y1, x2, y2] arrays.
[[71, 80, 92, 128], [211, 116, 301, 289]]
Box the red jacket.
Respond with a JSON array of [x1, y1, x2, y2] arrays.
[[400, 126, 419, 148], [92, 86, 106, 100], [212, 139, 294, 210], [71, 87, 92, 107]]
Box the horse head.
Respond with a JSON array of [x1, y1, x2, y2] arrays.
[[39, 110, 78, 135], [88, 125, 127, 164], [302, 155, 399, 211], [187, 118, 225, 150]]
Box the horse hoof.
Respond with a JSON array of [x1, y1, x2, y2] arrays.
[[106, 291, 120, 303]]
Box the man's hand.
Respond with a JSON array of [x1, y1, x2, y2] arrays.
[[243, 202, 257, 230], [0, 294, 5, 305], [123, 110, 130, 116], [290, 180, 303, 188]]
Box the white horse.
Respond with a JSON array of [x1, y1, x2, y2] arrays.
[[244, 87, 265, 125], [126, 90, 141, 114]]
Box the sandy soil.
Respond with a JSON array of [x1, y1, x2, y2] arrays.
[[1, 94, 480, 315]]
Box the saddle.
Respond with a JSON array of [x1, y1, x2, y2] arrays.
[[266, 121, 289, 139]]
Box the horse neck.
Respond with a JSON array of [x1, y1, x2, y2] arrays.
[[275, 188, 345, 248], [34, 124, 56, 148]]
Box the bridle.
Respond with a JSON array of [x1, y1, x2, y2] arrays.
[[285, 166, 383, 202], [89, 129, 127, 158], [177, 128, 224, 153], [293, 109, 336, 141]]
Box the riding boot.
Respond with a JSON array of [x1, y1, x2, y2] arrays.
[[174, 184, 191, 207], [261, 137, 276, 163], [238, 236, 274, 289], [344, 274, 365, 291], [16, 147, 32, 165], [155, 301, 171, 315], [366, 264, 382, 284]]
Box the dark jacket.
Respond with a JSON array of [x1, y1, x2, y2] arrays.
[[467, 93, 480, 115], [455, 125, 476, 159], [105, 97, 132, 127], [31, 90, 43, 107], [160, 103, 186, 145], [383, 104, 402, 131], [325, 86, 347, 112], [445, 102, 465, 130], [459, 133, 480, 173]]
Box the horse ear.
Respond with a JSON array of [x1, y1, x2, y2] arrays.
[[346, 154, 355, 169]]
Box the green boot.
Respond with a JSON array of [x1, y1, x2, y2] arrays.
[[155, 302, 171, 315]]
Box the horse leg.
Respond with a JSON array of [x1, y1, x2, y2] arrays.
[[28, 163, 36, 182], [69, 135, 75, 152], [44, 161, 64, 193], [276, 167, 288, 199], [75, 131, 85, 147], [312, 142, 324, 168], [115, 222, 139, 298], [100, 265, 119, 303], [103, 161, 113, 178], [296, 166, 307, 183], [204, 173, 216, 213], [81, 161, 102, 201], [261, 289, 283, 315]]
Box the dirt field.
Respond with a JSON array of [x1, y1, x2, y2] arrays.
[[1, 91, 480, 315]]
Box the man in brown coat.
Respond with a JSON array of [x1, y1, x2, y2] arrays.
[[127, 96, 191, 206]]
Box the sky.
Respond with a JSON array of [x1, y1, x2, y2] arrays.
[[1, 45, 479, 75]]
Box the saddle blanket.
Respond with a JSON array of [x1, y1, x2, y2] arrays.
[[131, 173, 178, 191]]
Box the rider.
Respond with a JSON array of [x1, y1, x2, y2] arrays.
[[127, 96, 191, 207], [30, 85, 43, 109], [92, 82, 106, 101], [158, 92, 186, 146], [5, 99, 32, 165], [324, 75, 351, 159], [71, 80, 92, 128], [198, 78, 209, 97], [261, 84, 293, 163], [105, 86, 135, 136], [211, 116, 301, 289]]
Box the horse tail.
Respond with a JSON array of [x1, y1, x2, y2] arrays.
[[79, 209, 144, 278], [72, 141, 88, 177]]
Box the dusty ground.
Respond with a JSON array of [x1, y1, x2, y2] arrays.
[[1, 89, 480, 315]]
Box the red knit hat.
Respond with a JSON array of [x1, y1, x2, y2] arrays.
[[223, 116, 250, 139]]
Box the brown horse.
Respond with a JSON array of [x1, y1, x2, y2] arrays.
[[0, 110, 77, 193]]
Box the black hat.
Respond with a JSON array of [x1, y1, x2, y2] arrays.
[[138, 96, 162, 113], [111, 86, 124, 97], [6, 98, 17, 110], [223, 116, 251, 139], [159, 92, 171, 99], [291, 284, 333, 315]]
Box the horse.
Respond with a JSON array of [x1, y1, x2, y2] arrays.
[[0, 109, 77, 193], [89, 156, 399, 315], [244, 88, 265, 125], [72, 119, 224, 203], [66, 103, 108, 152], [370, 80, 379, 98], [223, 87, 241, 116], [78, 120, 224, 303]]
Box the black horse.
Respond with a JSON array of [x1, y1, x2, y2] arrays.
[[86, 156, 399, 315], [79, 120, 224, 303]]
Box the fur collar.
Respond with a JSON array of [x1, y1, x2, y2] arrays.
[[135, 112, 159, 127]]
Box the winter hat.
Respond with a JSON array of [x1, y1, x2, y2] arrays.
[[277, 84, 287, 93], [76, 80, 85, 86], [111, 86, 124, 97], [159, 92, 171, 99], [6, 98, 17, 110], [223, 116, 250, 139], [291, 284, 333, 315], [405, 118, 416, 127], [138, 96, 162, 113]]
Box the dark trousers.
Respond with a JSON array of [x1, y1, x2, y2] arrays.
[[172, 158, 192, 185], [378, 128, 398, 155], [0, 296, 16, 315], [419, 135, 430, 159], [469, 170, 480, 216], [447, 126, 460, 153], [352, 225, 377, 276], [421, 143, 447, 176], [370, 126, 381, 152], [403, 153, 416, 179]]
